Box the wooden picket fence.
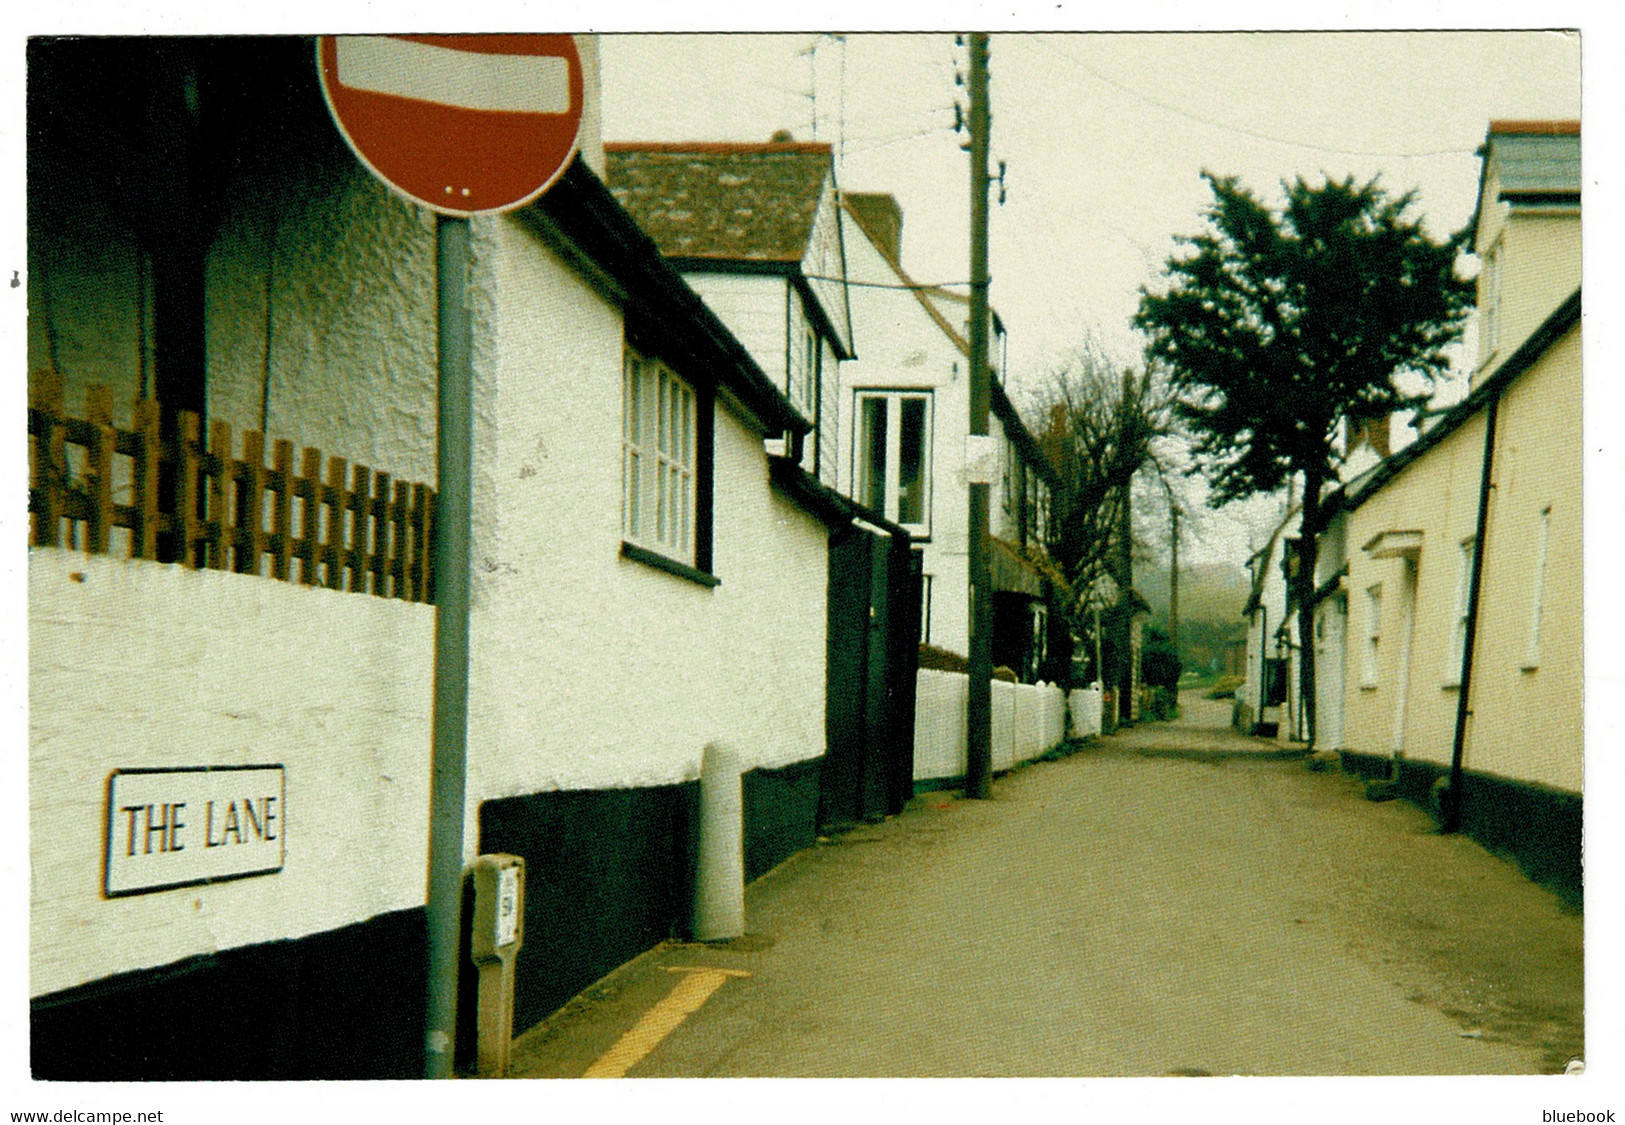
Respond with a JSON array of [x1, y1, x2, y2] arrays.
[[28, 374, 436, 603]]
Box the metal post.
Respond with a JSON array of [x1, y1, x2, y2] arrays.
[[424, 213, 474, 1078], [965, 32, 993, 800]]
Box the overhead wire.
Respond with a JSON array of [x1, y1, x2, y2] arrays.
[[1026, 36, 1479, 162]]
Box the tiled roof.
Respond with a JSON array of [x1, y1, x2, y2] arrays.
[[604, 142, 833, 263]]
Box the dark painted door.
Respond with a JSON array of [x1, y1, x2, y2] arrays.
[[819, 527, 924, 831]]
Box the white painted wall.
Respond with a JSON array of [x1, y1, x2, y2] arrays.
[[29, 551, 434, 999], [463, 217, 829, 832], [802, 179, 851, 356], [684, 272, 790, 392], [838, 213, 972, 655], [30, 80, 831, 1002]]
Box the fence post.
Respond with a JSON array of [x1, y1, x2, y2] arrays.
[[84, 385, 115, 556], [370, 471, 391, 595], [29, 374, 66, 548], [133, 399, 161, 561], [298, 447, 322, 584], [412, 482, 431, 603], [392, 479, 411, 599], [271, 439, 294, 581], [324, 455, 348, 591], [178, 412, 202, 568], [349, 463, 371, 593], [241, 430, 266, 576], [208, 420, 233, 571]]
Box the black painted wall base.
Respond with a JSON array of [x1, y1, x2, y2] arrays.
[[478, 783, 699, 1036], [480, 758, 824, 1036], [1339, 751, 1582, 910], [33, 760, 826, 1081], [743, 757, 822, 884], [31, 908, 427, 1081]]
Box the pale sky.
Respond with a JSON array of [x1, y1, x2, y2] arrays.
[[600, 29, 1582, 566]]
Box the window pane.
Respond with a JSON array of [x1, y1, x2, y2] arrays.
[[898, 397, 926, 525], [859, 397, 888, 513]]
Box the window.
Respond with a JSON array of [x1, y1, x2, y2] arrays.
[[1480, 239, 1502, 362], [798, 327, 820, 418], [1361, 584, 1382, 688], [853, 390, 931, 534], [1444, 538, 1474, 687], [1523, 505, 1551, 671], [623, 347, 713, 582]]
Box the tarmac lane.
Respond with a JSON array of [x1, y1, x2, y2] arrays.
[[507, 695, 1583, 1079]]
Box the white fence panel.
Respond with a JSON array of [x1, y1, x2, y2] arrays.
[[991, 679, 1016, 772], [913, 669, 967, 782], [1069, 683, 1103, 738], [912, 674, 1072, 787], [1040, 682, 1066, 749], [1012, 683, 1041, 764]]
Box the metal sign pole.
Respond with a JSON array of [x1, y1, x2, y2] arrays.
[[424, 213, 474, 1078]]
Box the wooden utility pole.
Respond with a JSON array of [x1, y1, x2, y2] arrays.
[[964, 31, 993, 799], [1169, 504, 1180, 658]]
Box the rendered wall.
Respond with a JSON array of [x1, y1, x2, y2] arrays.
[[29, 551, 434, 1000], [1342, 327, 1579, 792], [684, 272, 790, 390], [466, 218, 829, 824]]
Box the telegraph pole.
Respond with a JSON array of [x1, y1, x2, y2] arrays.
[[1169, 504, 1180, 658], [965, 32, 993, 799]]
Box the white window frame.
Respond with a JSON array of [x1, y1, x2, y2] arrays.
[[1444, 537, 1474, 687], [623, 349, 697, 567], [799, 326, 820, 418], [1361, 583, 1382, 689], [852, 389, 933, 536], [1522, 505, 1552, 671], [1480, 237, 1503, 364]]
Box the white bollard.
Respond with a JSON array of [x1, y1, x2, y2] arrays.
[[693, 742, 745, 942]]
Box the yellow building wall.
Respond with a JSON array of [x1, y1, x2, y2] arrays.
[[1343, 325, 1580, 793], [1473, 182, 1580, 384], [1345, 413, 1485, 769], [1465, 328, 1582, 791]]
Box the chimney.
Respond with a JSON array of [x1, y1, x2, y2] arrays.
[[1364, 415, 1390, 459], [844, 192, 904, 263]]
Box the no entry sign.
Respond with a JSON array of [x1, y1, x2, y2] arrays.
[[317, 34, 584, 216]]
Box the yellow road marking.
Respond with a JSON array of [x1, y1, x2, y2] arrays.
[[581, 966, 750, 1079]]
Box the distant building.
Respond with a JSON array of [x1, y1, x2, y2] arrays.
[[837, 191, 1061, 683]]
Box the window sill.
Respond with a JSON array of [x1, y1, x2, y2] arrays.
[[620, 541, 720, 588]]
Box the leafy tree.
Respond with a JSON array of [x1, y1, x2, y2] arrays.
[[1026, 340, 1174, 701], [1134, 172, 1473, 745]]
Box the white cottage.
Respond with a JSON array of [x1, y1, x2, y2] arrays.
[[28, 36, 835, 1078], [836, 192, 1060, 682]]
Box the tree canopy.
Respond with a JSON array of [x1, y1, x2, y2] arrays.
[[1134, 172, 1474, 745], [1134, 172, 1473, 509]]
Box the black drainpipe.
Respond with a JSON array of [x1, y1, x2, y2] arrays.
[[1445, 391, 1501, 834]]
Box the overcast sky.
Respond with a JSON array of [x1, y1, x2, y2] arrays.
[[600, 29, 1581, 566]]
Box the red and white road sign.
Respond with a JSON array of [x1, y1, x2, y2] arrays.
[[317, 34, 584, 217]]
